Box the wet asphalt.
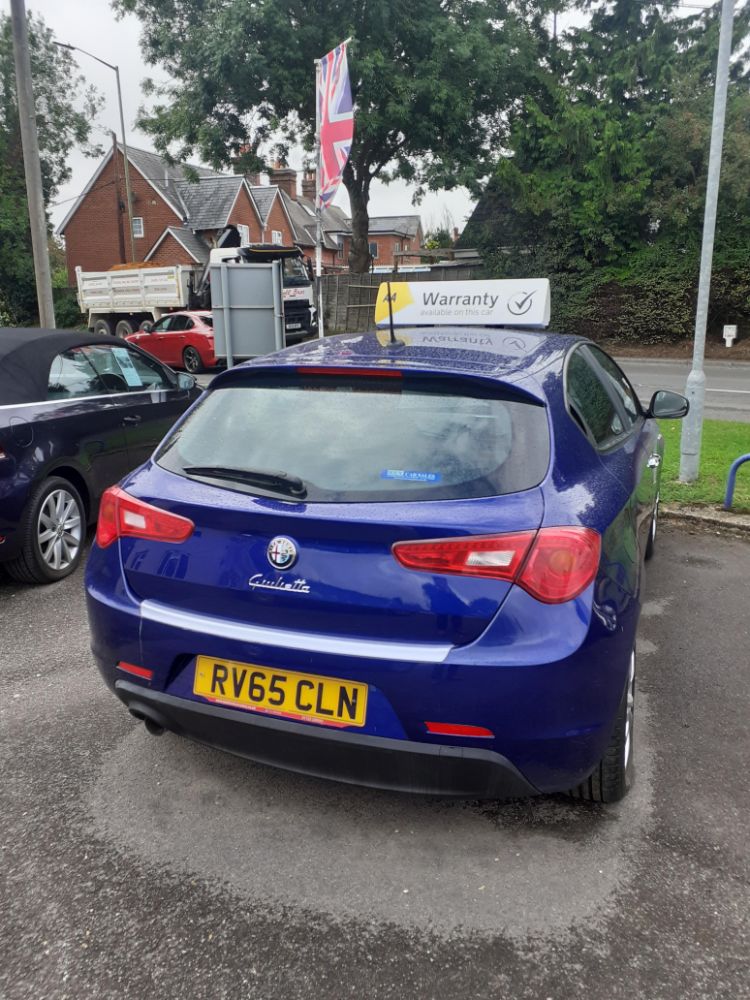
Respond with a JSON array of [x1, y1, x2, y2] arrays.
[[0, 525, 748, 1000]]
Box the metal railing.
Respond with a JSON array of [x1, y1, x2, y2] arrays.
[[723, 453, 750, 509]]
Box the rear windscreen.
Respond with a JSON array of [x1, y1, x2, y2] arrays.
[[156, 375, 550, 502]]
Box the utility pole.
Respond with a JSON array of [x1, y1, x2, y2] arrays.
[[679, 0, 735, 482], [10, 0, 56, 328]]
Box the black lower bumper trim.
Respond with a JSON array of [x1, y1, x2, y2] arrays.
[[116, 681, 538, 799]]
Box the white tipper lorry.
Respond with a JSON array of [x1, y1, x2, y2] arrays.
[[76, 232, 316, 340]]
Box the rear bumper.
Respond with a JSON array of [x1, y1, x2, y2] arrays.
[[116, 679, 538, 798]]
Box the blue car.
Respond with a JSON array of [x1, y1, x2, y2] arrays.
[[85, 326, 687, 802], [0, 328, 201, 584]]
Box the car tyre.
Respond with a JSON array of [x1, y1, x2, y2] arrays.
[[92, 317, 116, 337], [645, 494, 659, 561], [570, 647, 635, 803], [5, 477, 86, 585], [115, 318, 136, 339], [183, 346, 204, 374]]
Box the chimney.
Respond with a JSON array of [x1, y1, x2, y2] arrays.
[[270, 164, 297, 199], [301, 168, 316, 202], [245, 171, 261, 187]]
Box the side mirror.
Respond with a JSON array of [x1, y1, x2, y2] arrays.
[[177, 372, 197, 390], [140, 321, 154, 333], [646, 389, 689, 420]]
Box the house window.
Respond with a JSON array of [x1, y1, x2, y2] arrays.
[[132, 217, 144, 239], [368, 241, 378, 260], [336, 236, 345, 259], [393, 242, 400, 255], [403, 242, 410, 253], [237, 224, 250, 246], [272, 230, 283, 245]]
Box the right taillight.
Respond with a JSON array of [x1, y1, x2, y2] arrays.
[[392, 526, 600, 604], [96, 485, 194, 548], [516, 527, 601, 603]]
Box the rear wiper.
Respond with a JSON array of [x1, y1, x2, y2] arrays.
[[183, 465, 307, 498]]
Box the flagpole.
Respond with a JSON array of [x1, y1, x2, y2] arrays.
[[315, 56, 324, 339]]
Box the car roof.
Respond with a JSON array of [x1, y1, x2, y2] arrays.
[[220, 328, 585, 401], [0, 327, 134, 406]]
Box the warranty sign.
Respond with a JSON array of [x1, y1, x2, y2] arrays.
[[374, 279, 551, 329]]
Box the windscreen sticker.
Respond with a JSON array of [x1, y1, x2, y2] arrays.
[[111, 347, 144, 388], [380, 469, 442, 483]]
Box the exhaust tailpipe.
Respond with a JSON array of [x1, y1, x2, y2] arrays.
[[128, 705, 166, 736]]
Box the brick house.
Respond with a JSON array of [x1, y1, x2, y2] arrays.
[[58, 145, 420, 278], [58, 146, 347, 280], [335, 215, 424, 269]]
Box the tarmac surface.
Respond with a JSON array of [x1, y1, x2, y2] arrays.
[[1, 526, 748, 999], [617, 357, 750, 423]]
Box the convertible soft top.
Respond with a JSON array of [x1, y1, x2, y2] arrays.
[[0, 328, 123, 406]]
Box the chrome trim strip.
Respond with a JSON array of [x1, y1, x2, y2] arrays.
[[0, 389, 169, 411], [140, 599, 452, 664]]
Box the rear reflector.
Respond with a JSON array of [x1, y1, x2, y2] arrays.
[[393, 527, 600, 604], [425, 722, 495, 738], [96, 486, 194, 548], [117, 661, 154, 680]]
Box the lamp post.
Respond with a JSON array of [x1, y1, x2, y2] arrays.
[[679, 0, 735, 482], [54, 42, 136, 263]]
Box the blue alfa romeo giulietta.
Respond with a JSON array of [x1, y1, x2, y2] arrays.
[[85, 287, 687, 803]]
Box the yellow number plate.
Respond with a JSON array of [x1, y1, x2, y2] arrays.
[[193, 656, 368, 728]]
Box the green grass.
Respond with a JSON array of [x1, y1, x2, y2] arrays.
[[660, 419, 750, 512]]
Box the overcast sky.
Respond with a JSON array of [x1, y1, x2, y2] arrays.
[[14, 0, 481, 235], [8, 2, 711, 237]]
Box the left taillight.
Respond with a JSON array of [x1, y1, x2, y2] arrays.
[[392, 526, 601, 604], [96, 486, 194, 548]]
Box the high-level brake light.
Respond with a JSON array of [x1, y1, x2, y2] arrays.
[[392, 527, 600, 604], [96, 486, 194, 548], [297, 367, 402, 378]]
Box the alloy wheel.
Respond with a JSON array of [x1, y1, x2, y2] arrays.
[[184, 348, 201, 374], [651, 494, 659, 544], [37, 488, 82, 571], [623, 649, 636, 768]]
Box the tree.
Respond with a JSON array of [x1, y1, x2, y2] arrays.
[[0, 13, 102, 323], [113, 0, 550, 271], [468, 0, 750, 342]]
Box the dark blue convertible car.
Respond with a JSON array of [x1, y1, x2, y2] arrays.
[[0, 328, 201, 584], [85, 319, 687, 802]]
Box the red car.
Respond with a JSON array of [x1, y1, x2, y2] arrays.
[[126, 311, 217, 374]]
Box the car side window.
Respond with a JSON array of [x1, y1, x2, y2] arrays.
[[170, 316, 191, 332], [81, 345, 174, 392], [48, 349, 108, 400], [566, 348, 625, 447], [152, 316, 174, 333], [121, 347, 174, 389], [585, 346, 641, 425]]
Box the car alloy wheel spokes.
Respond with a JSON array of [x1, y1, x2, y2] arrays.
[[185, 349, 199, 373], [624, 649, 636, 766], [37, 489, 82, 571]]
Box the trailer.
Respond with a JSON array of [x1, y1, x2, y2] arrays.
[[75, 264, 202, 338]]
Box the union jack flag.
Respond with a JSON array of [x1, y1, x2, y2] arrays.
[[317, 42, 354, 209]]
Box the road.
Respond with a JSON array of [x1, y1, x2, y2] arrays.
[[198, 356, 750, 421], [616, 357, 750, 422], [1, 526, 748, 1000]]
